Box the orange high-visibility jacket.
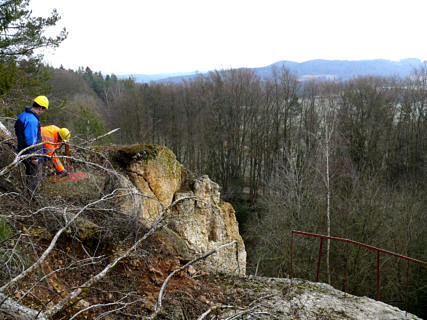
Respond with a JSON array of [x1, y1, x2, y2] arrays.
[[41, 125, 65, 173]]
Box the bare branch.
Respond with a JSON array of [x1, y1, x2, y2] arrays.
[[0, 292, 48, 320], [149, 240, 237, 319], [0, 142, 45, 177], [69, 292, 146, 320], [81, 128, 120, 146], [0, 189, 127, 293], [45, 195, 197, 318]]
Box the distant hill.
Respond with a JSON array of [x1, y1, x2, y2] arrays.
[[261, 58, 423, 81], [119, 58, 424, 83], [116, 71, 200, 83]]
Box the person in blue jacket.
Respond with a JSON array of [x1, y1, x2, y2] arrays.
[[14, 96, 49, 196]]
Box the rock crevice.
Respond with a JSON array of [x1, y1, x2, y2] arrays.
[[109, 144, 246, 275]]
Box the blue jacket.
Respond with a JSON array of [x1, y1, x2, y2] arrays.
[[14, 107, 43, 154]]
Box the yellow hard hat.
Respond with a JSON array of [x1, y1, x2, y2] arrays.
[[33, 96, 49, 109], [58, 128, 71, 142]]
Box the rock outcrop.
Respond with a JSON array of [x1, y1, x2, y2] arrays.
[[107, 144, 246, 275], [0, 129, 247, 275], [214, 275, 421, 320]]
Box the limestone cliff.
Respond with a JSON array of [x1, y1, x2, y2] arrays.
[[105, 144, 246, 275]]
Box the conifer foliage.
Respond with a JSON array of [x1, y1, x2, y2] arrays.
[[0, 0, 67, 60], [0, 0, 66, 105]]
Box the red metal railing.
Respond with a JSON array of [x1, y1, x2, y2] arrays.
[[290, 230, 427, 313]]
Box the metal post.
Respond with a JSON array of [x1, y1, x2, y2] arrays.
[[290, 229, 427, 307], [405, 261, 410, 316], [345, 242, 349, 295], [316, 238, 323, 282], [376, 251, 380, 301], [290, 231, 294, 283]]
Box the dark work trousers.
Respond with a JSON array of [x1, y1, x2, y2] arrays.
[[23, 158, 42, 197]]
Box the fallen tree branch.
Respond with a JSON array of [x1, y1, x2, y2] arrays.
[[0, 142, 45, 177], [0, 292, 48, 320], [44, 195, 196, 318], [197, 305, 238, 320], [0, 190, 125, 294], [148, 240, 237, 319], [197, 304, 274, 320], [0, 189, 146, 319], [0, 119, 12, 138], [68, 292, 145, 320], [81, 128, 120, 146]]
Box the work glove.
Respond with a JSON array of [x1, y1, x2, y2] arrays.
[[58, 170, 69, 177]]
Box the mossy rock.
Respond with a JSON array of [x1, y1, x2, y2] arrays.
[[80, 144, 196, 187], [109, 144, 162, 167]]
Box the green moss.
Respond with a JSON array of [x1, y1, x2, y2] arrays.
[[107, 144, 183, 176], [290, 282, 308, 295], [290, 281, 332, 296], [110, 144, 160, 166], [123, 144, 159, 159], [0, 217, 12, 242], [156, 147, 181, 179], [86, 145, 191, 191]]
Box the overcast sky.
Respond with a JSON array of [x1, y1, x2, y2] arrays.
[[30, 0, 427, 75]]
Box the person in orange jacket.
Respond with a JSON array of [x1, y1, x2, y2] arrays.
[[41, 125, 71, 177]]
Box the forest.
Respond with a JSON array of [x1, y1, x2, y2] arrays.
[[0, 0, 425, 317], [2, 62, 425, 317]]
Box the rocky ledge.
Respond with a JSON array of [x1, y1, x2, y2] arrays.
[[209, 274, 420, 320]]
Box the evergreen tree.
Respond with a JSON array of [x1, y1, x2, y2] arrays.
[[0, 0, 66, 109], [0, 0, 67, 60]]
